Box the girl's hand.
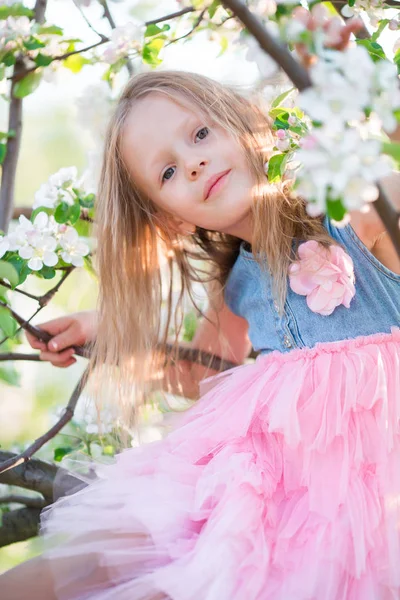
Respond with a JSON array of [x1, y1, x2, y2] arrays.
[[25, 310, 98, 368]]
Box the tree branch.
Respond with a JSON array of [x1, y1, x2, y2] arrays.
[[0, 352, 41, 361], [0, 494, 46, 508], [0, 506, 43, 547], [0, 366, 90, 474], [0, 0, 48, 232]]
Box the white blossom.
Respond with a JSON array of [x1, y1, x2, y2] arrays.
[[59, 227, 89, 267], [0, 235, 9, 258], [33, 167, 78, 209], [102, 21, 144, 64], [19, 235, 58, 271]]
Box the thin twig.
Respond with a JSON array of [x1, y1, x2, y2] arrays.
[[0, 366, 90, 474], [165, 7, 208, 47], [72, 0, 108, 42], [38, 266, 74, 307], [9, 39, 108, 83], [145, 7, 196, 26], [99, 0, 133, 76], [0, 279, 39, 301]]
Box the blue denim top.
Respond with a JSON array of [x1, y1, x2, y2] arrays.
[[224, 217, 400, 354]]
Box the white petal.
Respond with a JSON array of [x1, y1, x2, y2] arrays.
[[43, 251, 58, 267], [28, 257, 43, 271], [33, 212, 49, 230], [71, 255, 84, 267], [18, 245, 33, 259]]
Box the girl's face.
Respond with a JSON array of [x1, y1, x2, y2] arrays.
[[121, 93, 256, 242]]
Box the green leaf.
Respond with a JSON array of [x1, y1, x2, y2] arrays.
[[74, 219, 91, 238], [271, 87, 295, 109], [327, 197, 346, 221], [142, 38, 165, 67], [68, 202, 81, 224], [23, 37, 46, 51], [78, 193, 95, 208], [0, 305, 17, 337], [0, 4, 34, 19], [0, 260, 19, 288], [54, 201, 70, 224], [40, 266, 57, 279], [35, 53, 54, 67], [145, 23, 170, 37], [54, 446, 74, 462], [394, 49, 400, 75], [0, 364, 20, 387], [217, 35, 229, 57], [13, 71, 43, 98], [382, 141, 400, 167], [2, 52, 16, 67], [63, 54, 91, 73], [267, 153, 287, 183], [0, 143, 6, 164], [0, 284, 8, 300], [356, 39, 386, 62], [31, 205, 53, 222], [5, 255, 31, 285], [36, 25, 64, 36], [348, 0, 355, 6], [208, 0, 220, 18]]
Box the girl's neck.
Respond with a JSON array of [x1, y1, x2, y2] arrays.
[[223, 212, 253, 245]]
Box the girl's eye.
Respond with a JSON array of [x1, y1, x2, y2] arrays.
[[162, 166, 175, 182], [195, 127, 209, 142]]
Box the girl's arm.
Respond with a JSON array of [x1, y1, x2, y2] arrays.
[[163, 301, 252, 400], [29, 304, 252, 400], [349, 166, 400, 275]]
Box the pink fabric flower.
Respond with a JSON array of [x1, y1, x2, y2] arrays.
[[288, 240, 355, 316]]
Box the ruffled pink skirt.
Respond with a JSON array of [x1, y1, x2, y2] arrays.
[[40, 330, 400, 600]]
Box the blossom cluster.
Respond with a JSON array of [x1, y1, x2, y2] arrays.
[[102, 22, 144, 65], [341, 0, 389, 28], [293, 44, 398, 217], [0, 16, 32, 49], [0, 211, 89, 271], [33, 166, 79, 210]]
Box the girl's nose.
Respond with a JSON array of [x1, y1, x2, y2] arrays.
[[186, 158, 207, 180]]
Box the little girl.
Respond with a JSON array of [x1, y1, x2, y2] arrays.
[[2, 70, 400, 600]]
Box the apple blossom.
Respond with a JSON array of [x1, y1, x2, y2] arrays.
[[19, 236, 58, 271], [102, 21, 144, 65], [59, 227, 90, 267]]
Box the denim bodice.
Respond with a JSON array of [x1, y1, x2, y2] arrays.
[[224, 217, 400, 354]]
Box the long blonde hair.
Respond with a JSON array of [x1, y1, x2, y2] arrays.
[[88, 71, 332, 438]]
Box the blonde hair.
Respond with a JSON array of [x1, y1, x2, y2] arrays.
[[87, 71, 332, 440]]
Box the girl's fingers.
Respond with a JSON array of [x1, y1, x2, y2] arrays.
[[39, 348, 76, 366], [25, 330, 47, 350]]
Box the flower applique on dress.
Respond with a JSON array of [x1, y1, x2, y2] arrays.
[[288, 239, 356, 316]]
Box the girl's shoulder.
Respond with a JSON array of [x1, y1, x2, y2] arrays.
[[325, 212, 400, 284]]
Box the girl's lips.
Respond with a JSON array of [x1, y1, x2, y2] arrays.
[[204, 169, 231, 201]]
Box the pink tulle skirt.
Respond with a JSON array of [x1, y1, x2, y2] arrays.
[[40, 329, 400, 600]]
